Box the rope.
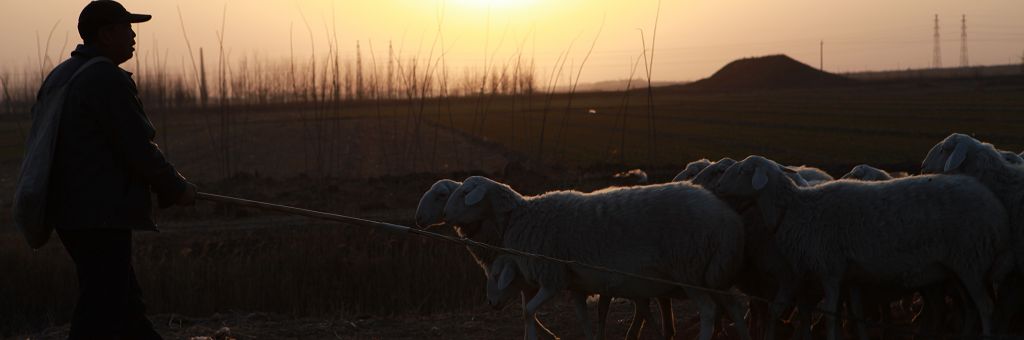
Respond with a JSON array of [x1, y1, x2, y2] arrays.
[[195, 192, 1020, 339]]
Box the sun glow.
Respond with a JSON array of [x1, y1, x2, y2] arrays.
[[452, 0, 537, 9]]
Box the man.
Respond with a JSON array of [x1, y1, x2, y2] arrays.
[[34, 1, 196, 338]]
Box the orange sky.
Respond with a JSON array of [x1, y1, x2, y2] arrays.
[[1, 0, 1022, 84]]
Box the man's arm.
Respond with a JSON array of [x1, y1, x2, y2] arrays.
[[83, 64, 193, 207]]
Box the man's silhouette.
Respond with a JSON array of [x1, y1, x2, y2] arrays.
[[33, 1, 196, 338]]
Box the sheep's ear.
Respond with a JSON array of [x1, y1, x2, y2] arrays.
[[752, 165, 769, 190], [464, 184, 487, 206], [497, 264, 517, 290], [945, 142, 968, 172]]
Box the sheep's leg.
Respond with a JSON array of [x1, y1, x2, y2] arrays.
[[821, 278, 842, 340], [711, 292, 754, 340], [572, 292, 596, 340], [524, 287, 559, 340], [958, 289, 979, 337], [748, 298, 767, 340], [791, 294, 816, 340], [597, 295, 611, 340], [521, 290, 558, 339], [520, 292, 561, 340], [684, 289, 719, 340], [993, 272, 1023, 334], [657, 297, 676, 340], [956, 274, 994, 337], [625, 298, 650, 340], [846, 286, 869, 340], [915, 286, 945, 340], [877, 300, 891, 340], [767, 283, 798, 340]]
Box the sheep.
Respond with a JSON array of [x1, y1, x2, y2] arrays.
[[713, 155, 1006, 340], [690, 158, 737, 187], [837, 164, 959, 338], [785, 165, 833, 185], [444, 176, 751, 340], [690, 156, 818, 340], [840, 164, 894, 181], [692, 157, 810, 189], [1000, 150, 1024, 165], [672, 158, 712, 182], [486, 255, 670, 340], [415, 179, 558, 339], [415, 179, 671, 340], [921, 133, 1024, 332], [612, 168, 649, 186]]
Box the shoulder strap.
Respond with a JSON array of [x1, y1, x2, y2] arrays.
[[67, 56, 113, 84]]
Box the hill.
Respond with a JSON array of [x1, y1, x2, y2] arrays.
[[684, 54, 857, 92]]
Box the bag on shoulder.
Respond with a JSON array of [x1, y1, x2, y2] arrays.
[[13, 57, 111, 249]]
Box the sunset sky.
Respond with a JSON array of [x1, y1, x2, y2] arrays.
[[2, 0, 1022, 84]]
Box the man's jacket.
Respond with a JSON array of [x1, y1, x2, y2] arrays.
[[36, 44, 186, 231]]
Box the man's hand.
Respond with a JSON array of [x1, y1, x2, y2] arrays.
[[177, 182, 197, 206]]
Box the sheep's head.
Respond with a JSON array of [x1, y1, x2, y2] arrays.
[[691, 158, 736, 188], [715, 156, 791, 198], [444, 176, 522, 227], [841, 164, 892, 181], [485, 256, 521, 309], [921, 133, 1002, 175], [1000, 151, 1024, 165], [415, 179, 461, 229], [672, 158, 712, 182]]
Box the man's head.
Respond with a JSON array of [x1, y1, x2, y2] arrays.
[[78, 1, 151, 64]]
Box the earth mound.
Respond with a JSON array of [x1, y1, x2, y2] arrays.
[[687, 54, 856, 91]]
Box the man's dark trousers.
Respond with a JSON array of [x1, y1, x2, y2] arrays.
[[57, 229, 161, 340]]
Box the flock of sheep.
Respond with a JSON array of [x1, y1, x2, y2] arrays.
[[414, 133, 1024, 340]]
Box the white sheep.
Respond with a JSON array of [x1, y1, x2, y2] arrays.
[[840, 164, 894, 181], [714, 155, 1006, 340], [785, 165, 833, 185], [444, 176, 751, 340], [486, 255, 671, 340], [692, 157, 810, 188], [921, 133, 1024, 332], [690, 156, 818, 340], [415, 179, 558, 339], [415, 179, 671, 340], [672, 158, 712, 182], [612, 168, 649, 186]]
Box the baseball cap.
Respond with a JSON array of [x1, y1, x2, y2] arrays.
[[78, 1, 151, 40]]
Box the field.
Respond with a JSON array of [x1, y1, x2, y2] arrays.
[[2, 73, 1024, 339]]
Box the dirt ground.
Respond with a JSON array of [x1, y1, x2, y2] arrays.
[[17, 298, 742, 340]]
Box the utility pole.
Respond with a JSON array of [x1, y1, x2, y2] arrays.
[[960, 14, 969, 67], [1019, 49, 1024, 74], [932, 14, 942, 69], [820, 40, 824, 71]]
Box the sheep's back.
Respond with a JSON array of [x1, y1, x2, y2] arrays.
[[506, 182, 744, 288], [779, 175, 1006, 283]]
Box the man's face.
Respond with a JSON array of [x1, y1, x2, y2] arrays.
[[98, 22, 136, 64]]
